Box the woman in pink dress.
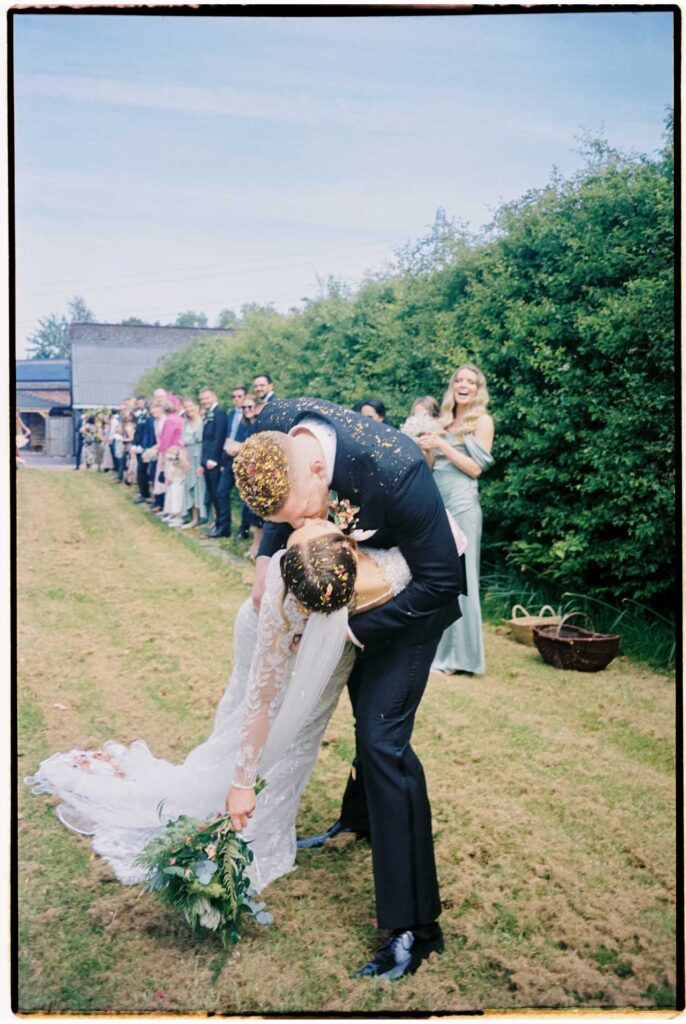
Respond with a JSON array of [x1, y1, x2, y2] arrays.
[[153, 399, 183, 514]]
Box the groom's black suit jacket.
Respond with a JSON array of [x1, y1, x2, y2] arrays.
[[255, 397, 466, 652]]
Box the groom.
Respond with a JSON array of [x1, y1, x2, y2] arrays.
[[232, 398, 466, 980]]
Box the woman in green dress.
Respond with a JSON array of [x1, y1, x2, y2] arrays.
[[418, 364, 494, 675], [180, 397, 207, 529]]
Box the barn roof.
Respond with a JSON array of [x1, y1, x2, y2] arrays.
[[16, 359, 71, 386], [70, 323, 235, 408]]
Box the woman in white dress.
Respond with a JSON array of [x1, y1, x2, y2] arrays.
[[24, 518, 442, 895]]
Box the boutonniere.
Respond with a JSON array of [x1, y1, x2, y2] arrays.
[[327, 490, 360, 534]]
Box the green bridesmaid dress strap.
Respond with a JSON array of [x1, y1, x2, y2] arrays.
[[463, 434, 495, 470]]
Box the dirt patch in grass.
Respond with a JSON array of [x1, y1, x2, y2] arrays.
[[16, 472, 678, 1014]]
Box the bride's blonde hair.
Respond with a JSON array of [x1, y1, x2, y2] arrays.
[[439, 363, 490, 441]]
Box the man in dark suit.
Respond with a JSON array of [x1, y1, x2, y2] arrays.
[[212, 385, 247, 538], [199, 387, 229, 537], [252, 373, 276, 405], [130, 399, 152, 502], [230, 398, 466, 981], [73, 410, 83, 469]]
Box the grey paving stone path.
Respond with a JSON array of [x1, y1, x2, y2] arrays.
[[19, 453, 76, 471]]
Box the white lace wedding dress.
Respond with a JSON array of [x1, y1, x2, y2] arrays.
[[25, 548, 411, 894]]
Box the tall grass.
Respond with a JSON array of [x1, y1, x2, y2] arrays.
[[481, 562, 675, 671]]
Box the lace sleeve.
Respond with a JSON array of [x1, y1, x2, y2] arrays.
[[232, 554, 307, 789]]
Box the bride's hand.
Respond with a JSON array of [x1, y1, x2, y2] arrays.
[[226, 785, 256, 832], [251, 556, 269, 611]]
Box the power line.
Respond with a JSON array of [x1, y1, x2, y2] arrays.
[[16, 237, 404, 296], [14, 268, 379, 334]]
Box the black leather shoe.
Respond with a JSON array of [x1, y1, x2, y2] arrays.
[[296, 819, 369, 849], [204, 528, 230, 538], [352, 926, 444, 981]]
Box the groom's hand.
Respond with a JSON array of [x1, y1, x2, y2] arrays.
[[226, 785, 256, 833], [251, 556, 270, 611]]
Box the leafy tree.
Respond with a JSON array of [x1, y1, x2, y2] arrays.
[[217, 308, 239, 329], [120, 316, 146, 325], [68, 295, 95, 323], [174, 311, 208, 328], [27, 294, 96, 358], [26, 312, 70, 359]]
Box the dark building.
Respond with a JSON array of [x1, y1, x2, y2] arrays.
[[16, 359, 72, 455]]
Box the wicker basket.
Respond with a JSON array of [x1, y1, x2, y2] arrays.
[[508, 604, 562, 646], [533, 612, 620, 672]]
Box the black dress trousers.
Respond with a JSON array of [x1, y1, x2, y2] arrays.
[[340, 636, 442, 931]]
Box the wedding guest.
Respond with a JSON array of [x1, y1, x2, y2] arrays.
[[147, 401, 167, 509], [199, 388, 228, 537], [131, 400, 153, 503], [80, 415, 99, 470], [212, 384, 248, 539], [16, 413, 31, 466], [253, 373, 276, 405], [73, 410, 83, 469], [233, 394, 264, 556], [121, 413, 136, 485], [103, 409, 119, 473], [140, 402, 163, 504], [162, 445, 186, 527], [402, 396, 442, 470], [16, 412, 31, 446], [411, 395, 440, 418], [154, 399, 183, 514], [180, 396, 206, 530], [111, 406, 129, 483], [354, 398, 388, 423], [417, 364, 494, 676]]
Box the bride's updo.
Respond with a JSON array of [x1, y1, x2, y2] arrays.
[[281, 534, 357, 614]]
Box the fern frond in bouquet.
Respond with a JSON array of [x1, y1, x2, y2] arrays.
[[137, 781, 271, 946]]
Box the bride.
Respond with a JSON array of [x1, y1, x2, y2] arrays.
[[26, 517, 462, 895]]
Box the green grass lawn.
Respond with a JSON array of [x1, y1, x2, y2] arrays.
[[16, 470, 678, 1013]]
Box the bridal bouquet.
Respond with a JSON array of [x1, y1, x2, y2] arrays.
[[400, 411, 443, 439], [137, 784, 271, 946]]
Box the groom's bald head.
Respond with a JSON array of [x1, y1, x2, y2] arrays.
[[234, 430, 329, 528]]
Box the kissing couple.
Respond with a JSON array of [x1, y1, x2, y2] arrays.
[[27, 397, 467, 982]]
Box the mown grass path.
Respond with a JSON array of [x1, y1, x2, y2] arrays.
[[16, 471, 678, 1013]]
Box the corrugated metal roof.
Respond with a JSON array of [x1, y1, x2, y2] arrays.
[[16, 391, 71, 411], [70, 323, 235, 408], [16, 359, 71, 383]]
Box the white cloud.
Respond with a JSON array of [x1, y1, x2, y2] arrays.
[[16, 71, 422, 130]]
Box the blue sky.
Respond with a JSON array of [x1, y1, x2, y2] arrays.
[[13, 9, 674, 355]]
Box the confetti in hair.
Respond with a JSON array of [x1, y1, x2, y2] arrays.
[[234, 432, 291, 517], [281, 534, 357, 614]]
